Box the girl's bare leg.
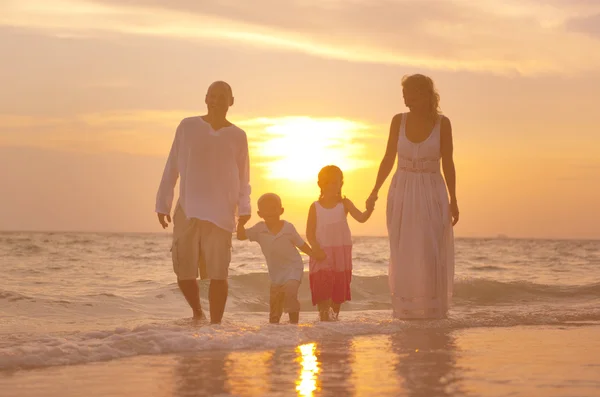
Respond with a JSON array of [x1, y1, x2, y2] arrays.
[[317, 300, 332, 321], [331, 302, 341, 320]]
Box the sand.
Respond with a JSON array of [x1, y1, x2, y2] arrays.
[[1, 325, 599, 397]]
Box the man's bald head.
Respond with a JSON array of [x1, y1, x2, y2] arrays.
[[208, 81, 233, 98], [205, 81, 234, 115]]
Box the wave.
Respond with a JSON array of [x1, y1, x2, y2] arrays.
[[225, 274, 600, 309], [11, 243, 44, 255], [469, 265, 505, 271], [1, 308, 599, 371], [2, 276, 599, 313], [0, 290, 36, 302], [452, 279, 600, 304]]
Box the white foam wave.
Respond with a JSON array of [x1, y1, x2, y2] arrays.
[[2, 308, 600, 371]]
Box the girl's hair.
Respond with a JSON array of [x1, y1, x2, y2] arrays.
[[401, 74, 442, 118], [318, 165, 344, 202]]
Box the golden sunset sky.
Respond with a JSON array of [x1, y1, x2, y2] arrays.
[[1, 0, 599, 238]]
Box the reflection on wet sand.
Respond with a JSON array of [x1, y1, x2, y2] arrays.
[[170, 328, 466, 396], [350, 335, 400, 395], [309, 338, 356, 396], [173, 351, 229, 397], [296, 343, 319, 396], [391, 328, 465, 397], [226, 350, 273, 396]]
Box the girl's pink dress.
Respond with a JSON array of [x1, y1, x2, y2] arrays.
[[309, 201, 353, 305]]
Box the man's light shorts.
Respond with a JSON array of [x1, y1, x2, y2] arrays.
[[171, 204, 232, 281]]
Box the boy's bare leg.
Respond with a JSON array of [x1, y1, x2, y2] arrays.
[[177, 279, 204, 318], [284, 280, 301, 324], [288, 312, 299, 324], [209, 279, 228, 324], [270, 285, 284, 324]]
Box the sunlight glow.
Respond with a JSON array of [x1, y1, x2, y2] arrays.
[[296, 343, 319, 396], [245, 117, 373, 181]]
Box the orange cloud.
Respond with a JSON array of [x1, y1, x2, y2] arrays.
[[2, 0, 600, 75]]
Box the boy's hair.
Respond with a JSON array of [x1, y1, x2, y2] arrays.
[[258, 193, 282, 209], [317, 165, 344, 202]]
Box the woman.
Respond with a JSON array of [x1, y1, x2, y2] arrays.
[[367, 74, 458, 319]]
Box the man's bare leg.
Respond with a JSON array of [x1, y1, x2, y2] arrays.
[[177, 279, 204, 319], [209, 279, 228, 324]]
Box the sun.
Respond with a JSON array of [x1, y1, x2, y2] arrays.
[[242, 116, 372, 181]]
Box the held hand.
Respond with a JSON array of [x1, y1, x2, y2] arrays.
[[311, 247, 327, 261], [366, 200, 376, 213], [450, 200, 459, 226], [366, 191, 378, 212], [238, 214, 251, 227], [157, 213, 171, 229]]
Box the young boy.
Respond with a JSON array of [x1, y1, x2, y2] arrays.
[[237, 193, 324, 324]]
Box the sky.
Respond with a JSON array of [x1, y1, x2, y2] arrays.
[[1, 0, 600, 239]]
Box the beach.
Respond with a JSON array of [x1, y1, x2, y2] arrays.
[[1, 232, 599, 396], [2, 325, 599, 396]]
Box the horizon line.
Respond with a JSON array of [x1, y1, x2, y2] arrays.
[[1, 229, 598, 242]]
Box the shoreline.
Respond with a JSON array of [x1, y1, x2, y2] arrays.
[[2, 325, 599, 397]]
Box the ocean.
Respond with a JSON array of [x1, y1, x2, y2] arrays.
[[1, 232, 599, 396]]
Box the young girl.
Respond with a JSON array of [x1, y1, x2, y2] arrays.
[[306, 165, 374, 321]]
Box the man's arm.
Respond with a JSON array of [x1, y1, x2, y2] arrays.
[[237, 132, 252, 226], [156, 122, 181, 228], [236, 223, 248, 241]]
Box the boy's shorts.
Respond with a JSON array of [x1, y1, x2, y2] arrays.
[[171, 204, 232, 281], [269, 280, 301, 322]]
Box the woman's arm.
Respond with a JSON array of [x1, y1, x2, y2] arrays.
[[440, 116, 459, 225], [367, 114, 401, 208], [343, 198, 373, 223]]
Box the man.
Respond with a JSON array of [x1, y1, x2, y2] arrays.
[[155, 81, 251, 324]]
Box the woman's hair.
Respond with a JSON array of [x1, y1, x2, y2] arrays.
[[318, 165, 344, 202], [401, 74, 441, 118]]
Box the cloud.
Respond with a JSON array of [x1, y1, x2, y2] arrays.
[[566, 14, 600, 38], [2, 0, 600, 75], [0, 112, 377, 180], [0, 110, 187, 154]]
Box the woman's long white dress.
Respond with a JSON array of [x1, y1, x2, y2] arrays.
[[386, 113, 455, 319]]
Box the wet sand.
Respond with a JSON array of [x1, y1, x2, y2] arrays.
[[1, 325, 599, 397]]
